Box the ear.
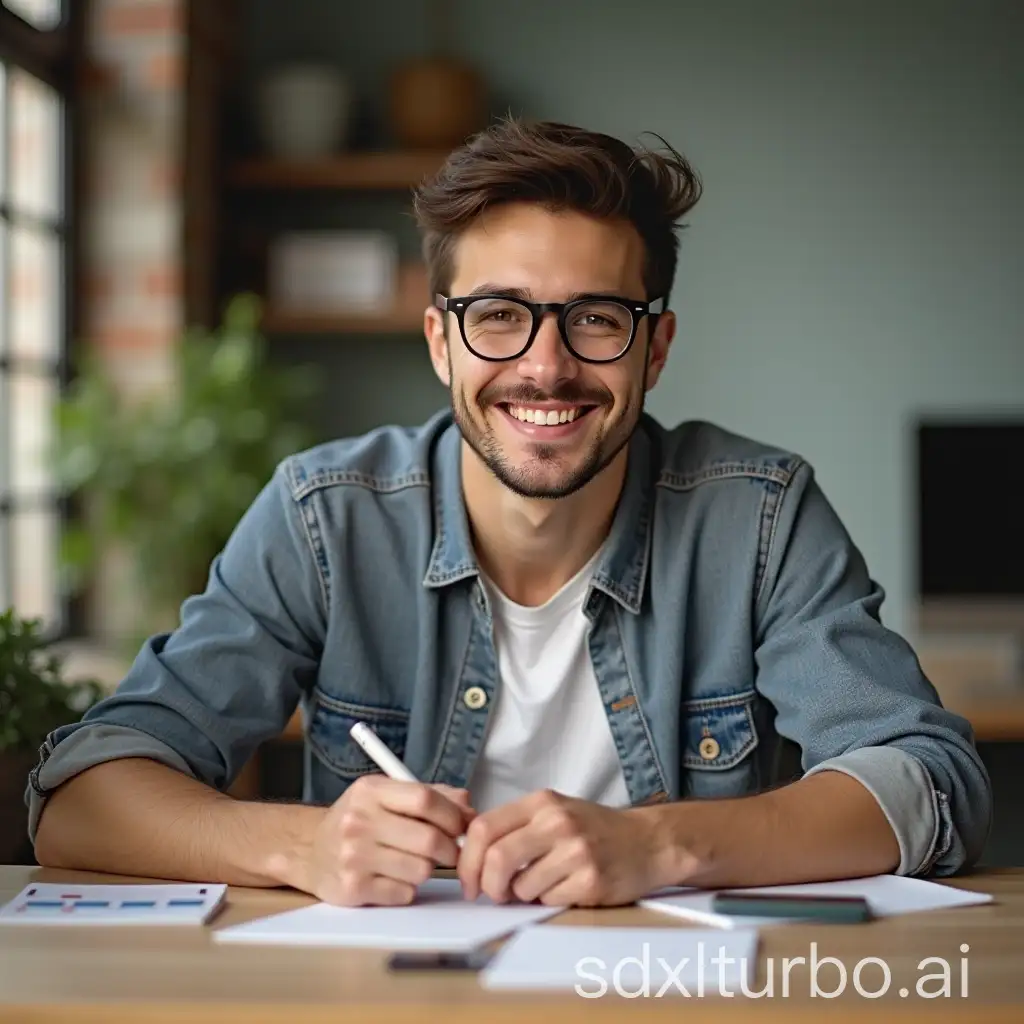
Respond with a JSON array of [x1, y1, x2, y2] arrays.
[[643, 310, 675, 391], [424, 306, 451, 386]]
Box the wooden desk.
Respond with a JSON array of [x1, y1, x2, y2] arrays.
[[0, 866, 1021, 1023]]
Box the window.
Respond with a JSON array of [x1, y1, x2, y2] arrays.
[[0, 0, 75, 629], [5, 0, 61, 32]]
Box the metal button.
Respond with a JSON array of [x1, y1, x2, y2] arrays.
[[463, 686, 488, 710], [699, 736, 720, 761]]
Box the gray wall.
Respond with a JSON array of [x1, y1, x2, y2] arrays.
[[247, 0, 1024, 637]]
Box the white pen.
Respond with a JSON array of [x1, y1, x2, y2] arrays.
[[349, 722, 418, 782], [349, 722, 466, 847]]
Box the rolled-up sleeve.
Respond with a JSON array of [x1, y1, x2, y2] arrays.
[[804, 747, 944, 875], [26, 459, 324, 843], [753, 461, 992, 876], [27, 724, 193, 841]]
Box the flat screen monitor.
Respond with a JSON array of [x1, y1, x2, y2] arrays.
[[916, 418, 1024, 631]]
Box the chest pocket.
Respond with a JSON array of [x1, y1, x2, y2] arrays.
[[307, 687, 410, 783], [681, 689, 759, 798]]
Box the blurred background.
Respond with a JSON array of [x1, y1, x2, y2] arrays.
[[0, 0, 1021, 865]]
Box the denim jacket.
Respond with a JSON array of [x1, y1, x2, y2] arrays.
[[28, 410, 992, 875]]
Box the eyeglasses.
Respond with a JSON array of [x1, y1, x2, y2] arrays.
[[435, 293, 665, 364]]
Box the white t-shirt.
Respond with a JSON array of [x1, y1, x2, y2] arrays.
[[468, 549, 631, 812]]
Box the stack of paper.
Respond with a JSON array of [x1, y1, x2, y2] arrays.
[[481, 924, 759, 995], [640, 874, 993, 929], [213, 877, 562, 951], [0, 882, 227, 926]]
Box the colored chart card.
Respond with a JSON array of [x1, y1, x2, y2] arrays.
[[0, 882, 227, 926]]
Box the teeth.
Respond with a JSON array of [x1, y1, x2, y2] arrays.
[[508, 405, 582, 424]]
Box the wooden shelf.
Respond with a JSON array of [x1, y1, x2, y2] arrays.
[[262, 308, 424, 335], [227, 150, 450, 190], [943, 694, 1024, 742]]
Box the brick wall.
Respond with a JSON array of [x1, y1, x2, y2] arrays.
[[81, 0, 185, 399], [80, 0, 187, 641]]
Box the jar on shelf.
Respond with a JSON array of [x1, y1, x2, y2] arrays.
[[256, 64, 353, 158]]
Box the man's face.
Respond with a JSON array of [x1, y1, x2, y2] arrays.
[[425, 203, 674, 500]]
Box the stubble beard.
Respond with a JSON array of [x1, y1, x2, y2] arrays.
[[451, 380, 642, 501]]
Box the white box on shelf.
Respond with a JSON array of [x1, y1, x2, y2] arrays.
[[268, 231, 398, 314]]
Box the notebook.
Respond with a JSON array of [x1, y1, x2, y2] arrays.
[[0, 882, 227, 926], [640, 874, 993, 929], [481, 924, 759, 995], [213, 877, 562, 951]]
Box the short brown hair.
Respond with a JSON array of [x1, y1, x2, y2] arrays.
[[413, 118, 702, 304]]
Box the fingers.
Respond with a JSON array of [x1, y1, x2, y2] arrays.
[[374, 809, 463, 868], [477, 827, 552, 903], [321, 872, 417, 907], [509, 841, 581, 904], [323, 804, 456, 905], [458, 796, 540, 901], [430, 786, 473, 851], [373, 778, 474, 838], [359, 843, 437, 888], [457, 819, 491, 901], [363, 877, 417, 906], [525, 872, 585, 908], [432, 784, 476, 814], [320, 777, 479, 907]]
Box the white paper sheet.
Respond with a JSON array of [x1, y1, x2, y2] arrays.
[[481, 924, 759, 995], [213, 878, 563, 951], [640, 874, 993, 929], [0, 882, 227, 926]]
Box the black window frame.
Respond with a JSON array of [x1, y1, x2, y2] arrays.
[[0, 0, 83, 635]]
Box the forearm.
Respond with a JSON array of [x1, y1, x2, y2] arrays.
[[34, 758, 326, 890], [645, 770, 900, 889]]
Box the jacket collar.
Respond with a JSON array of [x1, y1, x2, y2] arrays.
[[423, 412, 656, 615], [422, 416, 480, 588]]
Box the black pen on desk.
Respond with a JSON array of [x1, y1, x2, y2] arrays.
[[711, 891, 873, 923]]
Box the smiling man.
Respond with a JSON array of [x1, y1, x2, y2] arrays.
[[31, 120, 991, 907]]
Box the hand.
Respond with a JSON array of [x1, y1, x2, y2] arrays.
[[457, 790, 665, 907], [306, 775, 475, 906]]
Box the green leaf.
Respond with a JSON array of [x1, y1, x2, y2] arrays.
[[0, 607, 103, 753], [49, 292, 322, 641]]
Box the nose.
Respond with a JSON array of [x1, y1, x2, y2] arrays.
[[516, 312, 579, 389]]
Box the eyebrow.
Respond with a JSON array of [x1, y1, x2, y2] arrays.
[[463, 283, 614, 302]]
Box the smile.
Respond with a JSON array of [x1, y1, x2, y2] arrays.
[[505, 403, 595, 424], [496, 403, 598, 438]]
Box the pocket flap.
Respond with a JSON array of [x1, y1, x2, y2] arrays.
[[308, 690, 410, 780], [682, 689, 758, 770]]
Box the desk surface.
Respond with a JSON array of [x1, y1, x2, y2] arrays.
[[1, 865, 1021, 1023]]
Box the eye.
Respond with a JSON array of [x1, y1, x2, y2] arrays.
[[466, 299, 528, 325], [570, 307, 629, 331], [575, 312, 617, 328]]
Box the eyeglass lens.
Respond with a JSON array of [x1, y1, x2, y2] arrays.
[[461, 298, 634, 361]]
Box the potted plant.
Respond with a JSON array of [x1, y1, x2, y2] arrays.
[[52, 293, 321, 649], [0, 608, 103, 864]]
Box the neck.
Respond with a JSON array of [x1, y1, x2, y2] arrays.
[[461, 444, 628, 607]]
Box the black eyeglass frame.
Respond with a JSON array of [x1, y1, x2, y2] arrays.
[[435, 293, 666, 364]]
